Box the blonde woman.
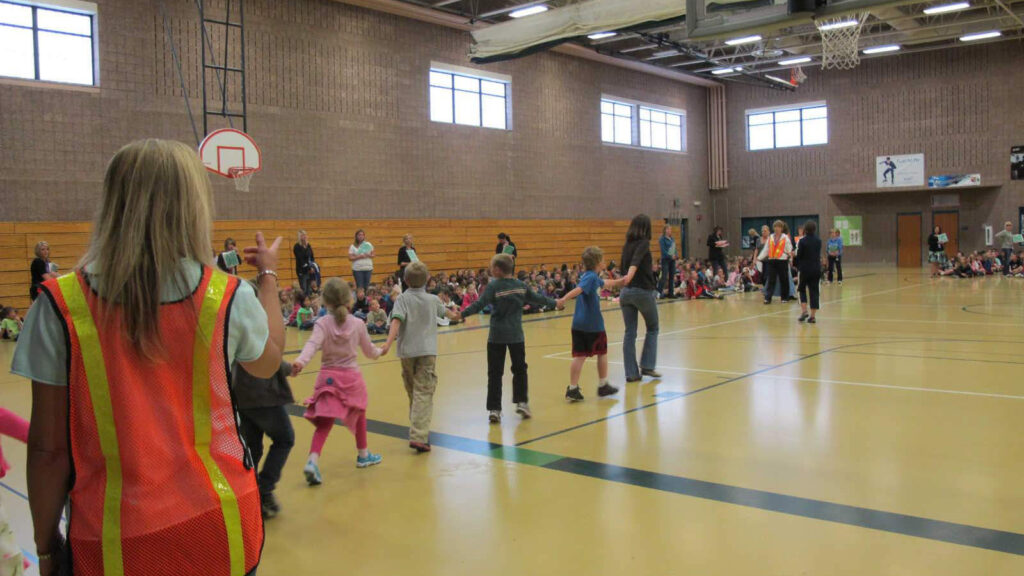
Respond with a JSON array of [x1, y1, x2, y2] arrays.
[[12, 139, 284, 576], [397, 233, 418, 290], [30, 241, 58, 302]]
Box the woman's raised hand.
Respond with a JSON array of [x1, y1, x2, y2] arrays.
[[243, 231, 283, 272]]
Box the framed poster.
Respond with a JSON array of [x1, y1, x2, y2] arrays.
[[1012, 146, 1024, 181], [928, 174, 981, 188], [833, 216, 862, 247], [876, 154, 925, 187]]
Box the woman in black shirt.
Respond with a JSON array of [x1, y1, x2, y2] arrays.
[[495, 233, 518, 259], [619, 214, 661, 383], [293, 230, 315, 295], [397, 234, 417, 290], [707, 226, 728, 275], [927, 226, 945, 277], [30, 241, 57, 301]]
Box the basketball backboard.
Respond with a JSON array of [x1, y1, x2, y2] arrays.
[[198, 128, 262, 178]]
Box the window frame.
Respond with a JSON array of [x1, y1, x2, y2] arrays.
[[0, 0, 99, 87], [428, 63, 511, 131], [745, 101, 828, 151], [601, 94, 687, 154]]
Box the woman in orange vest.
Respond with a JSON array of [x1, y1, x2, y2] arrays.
[[757, 219, 794, 304], [12, 139, 285, 576]]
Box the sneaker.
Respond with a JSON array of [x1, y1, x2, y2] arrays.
[[626, 375, 642, 383], [488, 410, 502, 424], [808, 317, 817, 324], [303, 461, 322, 486], [838, 281, 843, 286], [515, 402, 532, 419], [565, 386, 585, 402], [260, 493, 279, 519], [597, 383, 619, 397], [798, 313, 809, 323], [641, 369, 662, 378], [356, 452, 383, 468], [763, 299, 771, 305], [409, 441, 432, 453]]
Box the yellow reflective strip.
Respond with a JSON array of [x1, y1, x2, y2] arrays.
[[192, 271, 246, 576], [58, 274, 125, 576]]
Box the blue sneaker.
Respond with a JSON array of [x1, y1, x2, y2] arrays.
[[303, 460, 322, 486], [356, 452, 383, 468]]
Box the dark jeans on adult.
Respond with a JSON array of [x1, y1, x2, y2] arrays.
[[827, 255, 843, 282], [660, 258, 676, 297], [486, 341, 528, 411], [764, 260, 790, 302], [798, 272, 821, 310], [354, 269, 372, 290], [1002, 248, 1012, 275], [297, 271, 312, 296], [239, 405, 295, 496], [711, 256, 727, 276], [620, 287, 659, 381]]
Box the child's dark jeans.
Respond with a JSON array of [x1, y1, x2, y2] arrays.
[[486, 342, 528, 411]]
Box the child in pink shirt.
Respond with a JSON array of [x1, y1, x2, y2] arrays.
[[291, 278, 384, 485], [0, 407, 29, 573]]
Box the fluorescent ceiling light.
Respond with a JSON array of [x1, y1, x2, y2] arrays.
[[779, 56, 812, 65], [924, 2, 970, 15], [818, 20, 859, 31], [508, 4, 548, 18], [711, 67, 737, 75], [725, 34, 762, 46], [863, 44, 901, 54], [765, 74, 795, 86], [651, 49, 679, 57], [588, 32, 617, 40], [960, 30, 1001, 41]]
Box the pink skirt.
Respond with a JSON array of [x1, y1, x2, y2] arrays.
[[303, 367, 369, 434]]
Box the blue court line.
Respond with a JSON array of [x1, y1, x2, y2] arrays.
[[0, 480, 28, 501], [21, 547, 37, 565], [280, 404, 1024, 556]]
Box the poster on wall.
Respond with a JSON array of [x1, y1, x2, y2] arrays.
[[876, 154, 925, 187], [834, 216, 863, 247], [1012, 146, 1024, 181], [928, 174, 981, 188]]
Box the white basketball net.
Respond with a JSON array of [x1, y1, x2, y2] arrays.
[[815, 12, 869, 70], [228, 167, 257, 192]]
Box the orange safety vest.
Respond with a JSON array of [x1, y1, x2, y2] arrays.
[[41, 267, 263, 576], [767, 234, 788, 259]]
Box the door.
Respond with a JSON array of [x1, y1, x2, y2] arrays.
[[933, 211, 959, 258], [678, 218, 688, 259], [897, 213, 922, 268]]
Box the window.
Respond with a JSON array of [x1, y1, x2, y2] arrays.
[[0, 1, 96, 85], [746, 103, 828, 150], [602, 97, 686, 152], [429, 68, 508, 130]]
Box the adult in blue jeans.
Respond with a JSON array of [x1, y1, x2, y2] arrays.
[[619, 214, 662, 383], [658, 224, 677, 298]]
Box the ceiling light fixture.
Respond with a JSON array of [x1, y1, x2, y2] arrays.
[[508, 4, 548, 18], [778, 56, 812, 65], [924, 2, 970, 15], [818, 19, 859, 31], [588, 32, 617, 40], [863, 44, 901, 54], [959, 30, 1001, 41], [711, 67, 737, 75], [725, 34, 762, 46]]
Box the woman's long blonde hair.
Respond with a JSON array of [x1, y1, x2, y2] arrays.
[[81, 139, 214, 359], [321, 278, 352, 324]]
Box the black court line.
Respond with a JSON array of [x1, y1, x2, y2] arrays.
[[279, 405, 1024, 556], [835, 350, 1024, 367]]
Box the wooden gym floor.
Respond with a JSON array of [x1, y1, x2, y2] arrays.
[[1, 265, 1022, 575]]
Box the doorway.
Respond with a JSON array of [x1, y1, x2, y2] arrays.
[[897, 213, 922, 267], [932, 211, 959, 258], [678, 218, 688, 259]]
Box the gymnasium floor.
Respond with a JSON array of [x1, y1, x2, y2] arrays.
[[1, 265, 1022, 575]]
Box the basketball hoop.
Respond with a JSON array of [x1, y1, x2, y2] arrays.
[[227, 166, 257, 192], [790, 65, 807, 85], [815, 12, 869, 70]]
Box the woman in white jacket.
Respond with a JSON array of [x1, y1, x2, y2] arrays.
[[758, 220, 794, 304]]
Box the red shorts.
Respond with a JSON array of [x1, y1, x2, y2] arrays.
[[571, 330, 608, 358]]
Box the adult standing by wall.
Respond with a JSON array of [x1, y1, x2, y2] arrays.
[[927, 225, 945, 277], [30, 241, 58, 302], [794, 221, 823, 323], [294, 230, 315, 295], [216, 237, 239, 275], [13, 139, 284, 576], [496, 233, 518, 259], [706, 226, 728, 275], [825, 229, 843, 285], [994, 221, 1014, 276], [619, 214, 661, 383], [397, 234, 418, 289], [747, 228, 762, 261], [349, 229, 375, 289], [658, 225, 677, 299]]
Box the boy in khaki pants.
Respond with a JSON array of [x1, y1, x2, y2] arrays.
[[382, 261, 455, 452]]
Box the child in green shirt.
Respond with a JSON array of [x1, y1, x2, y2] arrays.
[[0, 308, 22, 341], [297, 295, 315, 330]]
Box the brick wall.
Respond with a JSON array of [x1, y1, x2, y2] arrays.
[[721, 42, 1024, 263], [0, 0, 710, 247]]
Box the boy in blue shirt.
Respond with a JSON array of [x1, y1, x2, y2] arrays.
[[557, 246, 627, 401]]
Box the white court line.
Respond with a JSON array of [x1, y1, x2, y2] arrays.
[[812, 316, 1024, 327], [544, 357, 1024, 400], [546, 279, 932, 360]]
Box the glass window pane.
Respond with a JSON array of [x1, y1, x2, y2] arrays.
[[775, 110, 800, 123], [748, 112, 774, 126], [774, 121, 801, 148], [601, 114, 614, 142], [429, 86, 453, 123], [614, 116, 631, 145], [614, 103, 631, 117], [651, 110, 666, 124], [0, 3, 32, 26], [453, 75, 479, 92], [601, 100, 613, 114], [481, 80, 505, 96], [652, 121, 667, 149], [429, 71, 452, 87], [481, 94, 505, 129], [0, 24, 34, 79], [802, 106, 827, 119], [37, 9, 91, 35], [802, 117, 828, 145], [453, 90, 480, 126], [667, 113, 681, 126], [639, 107, 650, 120], [749, 124, 774, 150], [639, 120, 651, 147], [38, 31, 92, 84], [667, 125, 682, 151]]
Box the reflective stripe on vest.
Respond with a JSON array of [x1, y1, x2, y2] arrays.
[[192, 271, 246, 576], [58, 273, 125, 576], [768, 235, 787, 259]]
